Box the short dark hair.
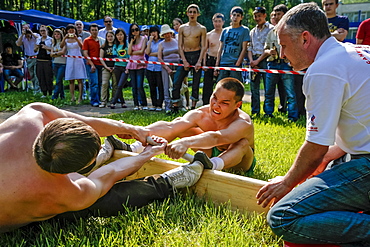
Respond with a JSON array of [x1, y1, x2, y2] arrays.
[[149, 25, 160, 35], [33, 118, 101, 174], [276, 2, 331, 41], [187, 4, 200, 13], [4, 43, 13, 49], [173, 18, 183, 25], [273, 4, 288, 14], [89, 23, 99, 31], [253, 6, 266, 14], [65, 24, 77, 34], [217, 77, 245, 102], [213, 13, 225, 21], [231, 6, 244, 16]]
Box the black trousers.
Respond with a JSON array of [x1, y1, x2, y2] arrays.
[[202, 55, 216, 105], [55, 175, 172, 221]]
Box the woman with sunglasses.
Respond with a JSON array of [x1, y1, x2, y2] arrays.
[[50, 29, 66, 100], [110, 28, 129, 109], [34, 25, 53, 98], [61, 24, 87, 103], [127, 23, 148, 110]]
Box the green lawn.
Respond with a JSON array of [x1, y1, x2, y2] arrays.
[[0, 87, 306, 246]]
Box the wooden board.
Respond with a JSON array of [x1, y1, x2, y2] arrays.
[[109, 150, 269, 213]]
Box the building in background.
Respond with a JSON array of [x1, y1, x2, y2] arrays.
[[337, 2, 370, 43]]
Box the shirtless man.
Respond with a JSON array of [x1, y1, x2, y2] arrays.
[[0, 103, 203, 232], [147, 77, 255, 173], [170, 4, 207, 112], [202, 13, 225, 105]]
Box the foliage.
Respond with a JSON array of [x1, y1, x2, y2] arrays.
[[2, 0, 322, 31]]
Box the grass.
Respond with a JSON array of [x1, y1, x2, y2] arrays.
[[0, 85, 306, 246]]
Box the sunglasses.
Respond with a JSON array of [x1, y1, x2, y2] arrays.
[[131, 28, 140, 32], [104, 20, 112, 23], [40, 30, 46, 32]]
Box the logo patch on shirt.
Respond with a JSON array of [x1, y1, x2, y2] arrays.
[[118, 49, 126, 57], [308, 115, 318, 132]]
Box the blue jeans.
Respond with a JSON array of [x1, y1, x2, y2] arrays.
[[249, 57, 267, 114], [86, 64, 100, 105], [172, 50, 202, 103], [4, 68, 24, 83], [52, 63, 66, 99], [129, 69, 147, 107], [0, 72, 4, 92], [264, 61, 298, 120], [268, 158, 370, 246], [217, 67, 243, 84]]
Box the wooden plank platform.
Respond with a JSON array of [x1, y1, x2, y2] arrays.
[[109, 150, 269, 213]]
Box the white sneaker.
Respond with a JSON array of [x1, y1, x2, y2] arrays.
[[162, 161, 204, 189], [149, 107, 156, 111], [156, 107, 162, 112], [142, 106, 149, 110], [95, 138, 114, 167], [134, 106, 140, 110], [99, 104, 106, 108]]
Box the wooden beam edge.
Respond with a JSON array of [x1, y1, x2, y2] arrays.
[[108, 150, 269, 214]]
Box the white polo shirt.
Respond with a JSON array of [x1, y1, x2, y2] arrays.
[[304, 37, 370, 154]]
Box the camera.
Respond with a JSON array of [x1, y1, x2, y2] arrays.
[[69, 34, 74, 38]]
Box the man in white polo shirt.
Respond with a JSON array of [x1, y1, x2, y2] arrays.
[[257, 3, 370, 246], [98, 16, 117, 39]]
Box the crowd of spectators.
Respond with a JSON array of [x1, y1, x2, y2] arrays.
[[0, 1, 369, 119]]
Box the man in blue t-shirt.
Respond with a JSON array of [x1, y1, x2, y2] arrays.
[[215, 6, 250, 83], [322, 0, 349, 41]]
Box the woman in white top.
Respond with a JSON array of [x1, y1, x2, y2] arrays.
[[61, 24, 87, 103]]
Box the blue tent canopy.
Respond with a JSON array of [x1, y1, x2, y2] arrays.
[[0, 9, 93, 31]]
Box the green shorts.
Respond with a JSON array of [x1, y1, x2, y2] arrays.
[[211, 147, 257, 176]]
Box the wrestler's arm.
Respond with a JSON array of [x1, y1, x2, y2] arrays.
[[20, 103, 149, 144], [172, 117, 252, 150], [146, 110, 201, 142], [64, 142, 166, 211]]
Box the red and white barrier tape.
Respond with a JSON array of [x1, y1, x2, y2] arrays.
[[61, 55, 306, 75]]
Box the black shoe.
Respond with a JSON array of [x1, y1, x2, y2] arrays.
[[106, 136, 132, 152], [166, 107, 179, 116], [193, 151, 213, 169]]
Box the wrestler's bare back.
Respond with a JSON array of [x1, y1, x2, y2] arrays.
[[0, 110, 75, 232], [180, 23, 206, 52]]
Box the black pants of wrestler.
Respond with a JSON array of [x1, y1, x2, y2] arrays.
[[202, 55, 216, 105], [54, 175, 173, 221]]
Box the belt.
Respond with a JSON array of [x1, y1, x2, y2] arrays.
[[351, 153, 370, 160], [207, 55, 217, 60]]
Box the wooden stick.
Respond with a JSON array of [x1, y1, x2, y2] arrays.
[[109, 150, 269, 213]]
